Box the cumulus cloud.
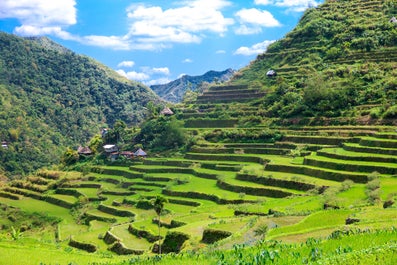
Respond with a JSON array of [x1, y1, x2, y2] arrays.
[[117, 61, 135, 68], [254, 0, 320, 12], [125, 0, 234, 45], [116, 66, 171, 85], [0, 0, 77, 36], [0, 0, 236, 51], [146, 78, 172, 86], [235, 8, 280, 35], [116, 69, 150, 81], [183, 58, 193, 63], [234, 40, 276, 56]]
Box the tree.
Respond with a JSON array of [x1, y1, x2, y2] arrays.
[[152, 195, 168, 254]]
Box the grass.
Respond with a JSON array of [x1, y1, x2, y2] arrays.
[[267, 209, 352, 240]]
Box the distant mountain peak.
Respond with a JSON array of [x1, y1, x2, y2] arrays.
[[150, 68, 235, 103]]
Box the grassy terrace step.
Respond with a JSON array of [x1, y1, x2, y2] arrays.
[[317, 148, 397, 164], [185, 153, 266, 164], [216, 177, 300, 198], [265, 162, 368, 183], [3, 187, 75, 209], [184, 119, 238, 128], [207, 84, 248, 91], [235, 173, 318, 192], [197, 91, 266, 100], [246, 170, 340, 187], [110, 224, 152, 251], [343, 142, 397, 156], [190, 146, 290, 156], [91, 166, 144, 179], [202, 89, 260, 96], [375, 133, 397, 140], [359, 137, 397, 149], [304, 154, 397, 175], [281, 135, 354, 145], [196, 96, 265, 104]]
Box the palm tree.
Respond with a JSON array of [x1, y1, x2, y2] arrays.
[[153, 195, 168, 254]]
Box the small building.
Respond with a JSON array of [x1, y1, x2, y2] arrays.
[[77, 146, 93, 155], [103, 144, 118, 153], [134, 148, 147, 157], [160, 107, 174, 116], [266, 70, 277, 77], [120, 151, 134, 159]]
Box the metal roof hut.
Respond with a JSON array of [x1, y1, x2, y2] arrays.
[[266, 69, 277, 77], [134, 148, 147, 157], [160, 107, 174, 116]]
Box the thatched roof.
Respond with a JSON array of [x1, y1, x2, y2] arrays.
[[77, 146, 93, 155]]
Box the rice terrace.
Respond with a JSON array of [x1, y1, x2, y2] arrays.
[[1, 0, 397, 264]]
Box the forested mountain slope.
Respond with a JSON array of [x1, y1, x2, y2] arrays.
[[0, 32, 158, 176], [232, 0, 397, 122]]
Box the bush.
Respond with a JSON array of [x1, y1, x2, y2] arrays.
[[157, 231, 190, 253], [202, 229, 232, 244]]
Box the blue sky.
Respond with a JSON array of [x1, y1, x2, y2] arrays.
[[0, 0, 323, 86]]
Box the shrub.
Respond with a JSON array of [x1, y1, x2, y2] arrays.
[[157, 231, 190, 253], [340, 179, 354, 192], [202, 229, 232, 244]]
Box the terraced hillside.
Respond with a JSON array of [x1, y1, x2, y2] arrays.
[[1, 0, 397, 263], [233, 0, 397, 122], [1, 121, 397, 259]]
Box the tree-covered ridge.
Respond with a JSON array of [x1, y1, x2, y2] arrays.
[[234, 0, 397, 121], [0, 32, 158, 177]]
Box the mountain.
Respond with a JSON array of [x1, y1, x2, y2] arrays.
[[231, 0, 397, 122], [150, 68, 235, 102], [0, 32, 159, 177]]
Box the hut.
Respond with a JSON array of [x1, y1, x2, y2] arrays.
[[134, 148, 147, 157], [77, 146, 93, 155], [266, 70, 277, 77], [103, 144, 118, 153]]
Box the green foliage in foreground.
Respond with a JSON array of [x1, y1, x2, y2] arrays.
[[0, 228, 396, 265]]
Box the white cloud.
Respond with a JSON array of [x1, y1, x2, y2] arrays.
[[117, 66, 171, 85], [116, 69, 150, 81], [126, 0, 234, 45], [0, 0, 235, 51], [235, 8, 280, 35], [216, 50, 226, 54], [254, 0, 320, 12], [146, 78, 172, 86], [117, 61, 135, 68], [82, 35, 131, 50], [183, 58, 193, 63], [234, 40, 276, 56], [152, 67, 170, 75], [0, 0, 77, 35]]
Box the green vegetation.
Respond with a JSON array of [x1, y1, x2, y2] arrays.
[[0, 32, 158, 177], [1, 0, 397, 264]]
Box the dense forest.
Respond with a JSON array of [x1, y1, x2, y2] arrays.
[[0, 32, 159, 177]]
